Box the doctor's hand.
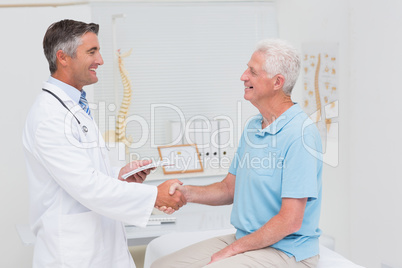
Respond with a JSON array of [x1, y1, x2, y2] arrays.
[[118, 160, 155, 183], [155, 181, 188, 214], [155, 179, 187, 211]]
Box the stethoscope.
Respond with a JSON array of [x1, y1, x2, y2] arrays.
[[42, 89, 89, 134], [43, 88, 112, 175]]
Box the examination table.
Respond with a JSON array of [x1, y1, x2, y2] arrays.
[[143, 228, 365, 268]]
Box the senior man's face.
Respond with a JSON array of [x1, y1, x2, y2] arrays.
[[240, 51, 276, 105]]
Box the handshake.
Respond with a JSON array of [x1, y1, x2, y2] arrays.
[[155, 179, 186, 213], [118, 160, 187, 213]]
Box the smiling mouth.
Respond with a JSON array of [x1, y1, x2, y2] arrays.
[[90, 68, 97, 73], [245, 86, 253, 89]]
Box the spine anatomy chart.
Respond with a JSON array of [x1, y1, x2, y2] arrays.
[[116, 48, 133, 146], [302, 43, 338, 140]]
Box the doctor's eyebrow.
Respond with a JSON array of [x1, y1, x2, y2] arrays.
[[87, 47, 100, 53]]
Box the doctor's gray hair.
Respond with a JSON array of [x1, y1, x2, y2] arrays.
[[43, 19, 99, 74], [255, 39, 301, 96]]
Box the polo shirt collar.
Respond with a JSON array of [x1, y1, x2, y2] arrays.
[[255, 103, 303, 136]]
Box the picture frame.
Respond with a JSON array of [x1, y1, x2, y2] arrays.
[[157, 144, 204, 174]]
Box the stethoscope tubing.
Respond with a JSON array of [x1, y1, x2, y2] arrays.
[[42, 88, 88, 134]]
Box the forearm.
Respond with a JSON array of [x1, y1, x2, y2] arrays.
[[216, 198, 307, 258], [229, 214, 295, 254], [183, 182, 233, 206]]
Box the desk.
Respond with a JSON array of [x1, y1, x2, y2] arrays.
[[126, 203, 233, 246]]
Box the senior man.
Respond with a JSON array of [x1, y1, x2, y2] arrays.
[[154, 39, 323, 268]]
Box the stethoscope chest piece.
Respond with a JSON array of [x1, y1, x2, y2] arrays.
[[82, 125, 88, 134]]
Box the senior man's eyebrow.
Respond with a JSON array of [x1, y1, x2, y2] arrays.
[[249, 66, 257, 74]]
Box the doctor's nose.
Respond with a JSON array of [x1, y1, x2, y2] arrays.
[[96, 53, 104, 66]]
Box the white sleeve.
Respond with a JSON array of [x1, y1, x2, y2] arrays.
[[112, 166, 122, 179]]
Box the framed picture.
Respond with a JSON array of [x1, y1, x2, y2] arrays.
[[157, 144, 203, 174]]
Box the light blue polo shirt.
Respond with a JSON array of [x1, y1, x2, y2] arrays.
[[228, 103, 323, 262]]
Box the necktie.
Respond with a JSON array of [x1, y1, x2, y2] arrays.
[[79, 90, 92, 118]]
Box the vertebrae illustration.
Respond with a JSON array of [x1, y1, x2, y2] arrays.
[[115, 48, 133, 146]]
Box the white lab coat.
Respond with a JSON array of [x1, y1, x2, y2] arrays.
[[23, 82, 157, 268]]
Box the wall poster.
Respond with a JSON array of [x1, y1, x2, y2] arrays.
[[301, 43, 339, 166]]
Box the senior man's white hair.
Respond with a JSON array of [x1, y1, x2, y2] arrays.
[[255, 39, 301, 96]]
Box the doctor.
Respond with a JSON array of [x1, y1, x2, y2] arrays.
[[22, 19, 185, 268]]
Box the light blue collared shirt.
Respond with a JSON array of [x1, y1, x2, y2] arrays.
[[229, 104, 323, 262], [48, 76, 81, 104]]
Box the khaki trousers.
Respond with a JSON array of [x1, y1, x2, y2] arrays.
[[151, 234, 319, 268]]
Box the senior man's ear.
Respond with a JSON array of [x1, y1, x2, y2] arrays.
[[273, 74, 285, 90]]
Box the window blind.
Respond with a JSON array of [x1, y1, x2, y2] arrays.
[[90, 1, 278, 164]]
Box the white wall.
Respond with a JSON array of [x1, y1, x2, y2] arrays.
[[0, 5, 91, 267], [349, 1, 402, 267]]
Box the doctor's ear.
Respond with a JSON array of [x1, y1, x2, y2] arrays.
[[56, 50, 69, 67]]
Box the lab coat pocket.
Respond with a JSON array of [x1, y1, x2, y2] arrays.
[[60, 211, 103, 267], [249, 147, 282, 177]]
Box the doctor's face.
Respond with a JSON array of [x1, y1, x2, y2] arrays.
[[67, 32, 104, 90]]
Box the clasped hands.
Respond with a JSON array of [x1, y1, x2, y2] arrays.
[[118, 160, 186, 211], [155, 179, 186, 213], [155, 179, 186, 211]]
